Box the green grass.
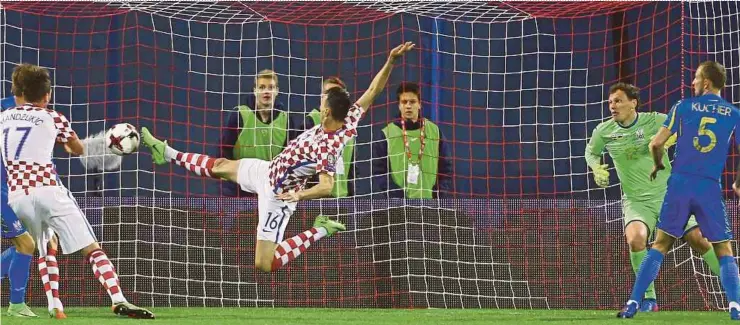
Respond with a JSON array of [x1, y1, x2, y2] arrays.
[[1, 308, 738, 325]]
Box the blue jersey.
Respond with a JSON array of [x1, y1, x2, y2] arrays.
[[664, 93, 740, 181]]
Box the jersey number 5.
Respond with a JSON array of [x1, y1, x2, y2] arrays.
[[693, 117, 717, 153], [2, 127, 32, 160]]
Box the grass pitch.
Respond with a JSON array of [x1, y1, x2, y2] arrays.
[[1, 307, 738, 324]]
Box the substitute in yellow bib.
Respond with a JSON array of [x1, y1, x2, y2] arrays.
[[221, 69, 307, 196], [371, 82, 452, 199]]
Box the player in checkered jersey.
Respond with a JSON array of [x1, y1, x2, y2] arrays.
[[0, 95, 41, 317], [0, 64, 154, 319], [1, 95, 68, 319], [141, 42, 416, 272]]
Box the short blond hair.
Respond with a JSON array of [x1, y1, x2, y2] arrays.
[[254, 69, 278, 86]]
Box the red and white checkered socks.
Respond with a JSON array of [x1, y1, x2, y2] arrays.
[[87, 249, 126, 304], [271, 227, 328, 271], [38, 248, 63, 311], [167, 147, 217, 178]]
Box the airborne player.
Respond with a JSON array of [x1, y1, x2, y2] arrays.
[[140, 42, 415, 272]]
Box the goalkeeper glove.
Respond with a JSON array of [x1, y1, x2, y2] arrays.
[[592, 164, 610, 188]]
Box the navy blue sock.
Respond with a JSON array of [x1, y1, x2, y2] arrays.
[[719, 256, 740, 304], [629, 249, 665, 303], [1, 247, 16, 279], [8, 251, 32, 304]]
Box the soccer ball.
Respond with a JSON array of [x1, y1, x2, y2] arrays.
[[105, 123, 140, 155]]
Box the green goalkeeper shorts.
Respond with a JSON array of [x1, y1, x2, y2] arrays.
[[623, 198, 699, 236]]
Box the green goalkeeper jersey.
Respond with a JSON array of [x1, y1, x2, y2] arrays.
[[585, 112, 671, 202]]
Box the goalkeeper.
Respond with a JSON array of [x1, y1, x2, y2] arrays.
[[585, 82, 720, 312]]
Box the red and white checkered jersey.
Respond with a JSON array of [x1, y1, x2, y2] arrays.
[[0, 104, 76, 192], [268, 102, 364, 194]]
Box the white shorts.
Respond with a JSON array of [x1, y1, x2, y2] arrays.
[[237, 158, 297, 243], [7, 186, 97, 256]]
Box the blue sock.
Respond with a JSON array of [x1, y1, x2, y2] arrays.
[[1, 247, 17, 279], [719, 256, 740, 304], [629, 249, 665, 303], [8, 251, 32, 304]]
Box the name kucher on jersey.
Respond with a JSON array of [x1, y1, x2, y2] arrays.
[[691, 102, 732, 116]]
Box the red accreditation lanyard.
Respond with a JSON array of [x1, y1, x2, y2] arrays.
[[401, 118, 425, 164]]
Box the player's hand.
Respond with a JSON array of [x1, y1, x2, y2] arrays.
[[649, 164, 665, 181], [276, 191, 302, 203], [592, 164, 610, 188], [388, 42, 416, 62]]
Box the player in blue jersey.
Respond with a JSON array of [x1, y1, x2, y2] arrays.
[[1, 96, 65, 318], [618, 61, 740, 320]]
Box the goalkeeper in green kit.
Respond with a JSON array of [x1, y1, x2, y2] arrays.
[[585, 82, 720, 312]]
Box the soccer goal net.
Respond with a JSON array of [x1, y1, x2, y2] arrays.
[[1, 1, 738, 310]]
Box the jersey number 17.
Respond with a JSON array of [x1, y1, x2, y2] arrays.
[[2, 127, 32, 160]]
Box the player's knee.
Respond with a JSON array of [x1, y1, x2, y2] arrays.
[[624, 222, 649, 251], [713, 241, 734, 257], [651, 233, 675, 254], [49, 235, 59, 250], [254, 257, 273, 273], [626, 235, 647, 252], [13, 233, 35, 255], [79, 242, 101, 258], [684, 229, 711, 254]]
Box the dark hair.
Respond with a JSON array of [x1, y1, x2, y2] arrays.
[[699, 61, 727, 90], [325, 86, 351, 121], [396, 82, 420, 102], [323, 77, 346, 90], [609, 82, 640, 107], [12, 63, 51, 103]]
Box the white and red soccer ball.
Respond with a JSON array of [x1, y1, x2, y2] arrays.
[[105, 123, 140, 156]]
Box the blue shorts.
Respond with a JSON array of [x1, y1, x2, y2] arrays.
[[1, 183, 26, 239], [657, 173, 732, 242]]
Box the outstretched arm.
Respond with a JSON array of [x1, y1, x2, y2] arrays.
[[356, 42, 416, 112]]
